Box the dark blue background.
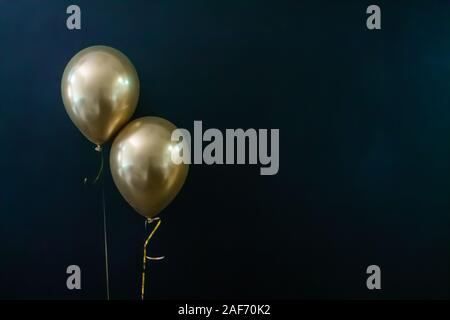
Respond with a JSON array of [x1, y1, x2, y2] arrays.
[[1, 0, 450, 299]]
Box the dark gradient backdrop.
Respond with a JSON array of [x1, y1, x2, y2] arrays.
[[1, 0, 450, 299]]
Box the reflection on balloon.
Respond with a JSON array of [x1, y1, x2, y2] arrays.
[[61, 45, 140, 147], [110, 117, 189, 219]]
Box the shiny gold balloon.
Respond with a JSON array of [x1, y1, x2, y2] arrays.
[[61, 45, 140, 146], [110, 117, 189, 219]]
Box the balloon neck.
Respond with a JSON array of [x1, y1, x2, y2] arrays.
[[95, 144, 102, 152]]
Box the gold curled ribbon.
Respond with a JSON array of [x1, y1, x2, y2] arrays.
[[141, 217, 165, 300]]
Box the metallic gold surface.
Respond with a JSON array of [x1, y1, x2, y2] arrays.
[[110, 117, 189, 219], [61, 45, 139, 146]]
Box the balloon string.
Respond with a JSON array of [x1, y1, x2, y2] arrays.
[[101, 151, 111, 300], [81, 145, 110, 300], [141, 217, 165, 300]]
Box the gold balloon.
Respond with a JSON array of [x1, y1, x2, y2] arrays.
[[61, 45, 140, 146], [110, 117, 189, 219]]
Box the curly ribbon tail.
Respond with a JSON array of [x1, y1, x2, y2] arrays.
[[141, 217, 165, 300], [83, 145, 104, 185]]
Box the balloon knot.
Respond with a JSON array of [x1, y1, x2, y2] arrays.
[[95, 145, 102, 152], [147, 217, 159, 224]]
